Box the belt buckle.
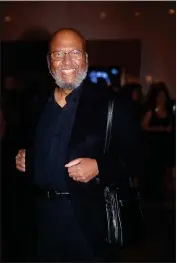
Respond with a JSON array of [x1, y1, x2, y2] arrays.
[[47, 189, 56, 200], [60, 192, 69, 200]]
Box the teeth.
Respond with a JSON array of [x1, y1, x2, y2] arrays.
[[62, 69, 75, 74]]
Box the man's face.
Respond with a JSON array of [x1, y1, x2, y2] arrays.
[[48, 31, 88, 90]]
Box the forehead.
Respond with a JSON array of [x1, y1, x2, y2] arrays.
[[50, 31, 84, 52]]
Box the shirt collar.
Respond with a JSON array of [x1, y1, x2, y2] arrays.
[[65, 84, 83, 103], [48, 80, 84, 105]]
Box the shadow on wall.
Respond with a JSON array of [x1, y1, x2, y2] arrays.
[[2, 27, 52, 75], [18, 26, 51, 41], [2, 27, 53, 94]]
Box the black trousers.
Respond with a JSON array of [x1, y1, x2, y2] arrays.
[[30, 197, 104, 262]]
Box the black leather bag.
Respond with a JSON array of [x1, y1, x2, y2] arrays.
[[104, 99, 145, 247]]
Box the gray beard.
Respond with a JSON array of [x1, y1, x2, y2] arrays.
[[54, 67, 88, 90], [51, 58, 88, 90]]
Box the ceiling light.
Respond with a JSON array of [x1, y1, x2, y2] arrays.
[[145, 75, 152, 84], [4, 16, 12, 22], [168, 9, 175, 15], [100, 12, 107, 19], [135, 12, 140, 17]]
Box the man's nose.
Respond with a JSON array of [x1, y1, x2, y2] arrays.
[[62, 53, 72, 65]]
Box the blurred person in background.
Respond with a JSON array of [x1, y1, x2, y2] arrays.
[[121, 83, 143, 121], [141, 82, 173, 201], [119, 83, 144, 189]]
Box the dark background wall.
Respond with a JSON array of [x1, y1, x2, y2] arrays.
[[2, 40, 141, 76], [1, 1, 176, 97]]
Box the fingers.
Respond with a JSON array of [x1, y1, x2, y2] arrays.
[[16, 163, 26, 172], [68, 169, 87, 183], [67, 165, 82, 182], [70, 175, 86, 183], [15, 149, 26, 172], [68, 164, 80, 174], [65, 158, 88, 183], [19, 149, 25, 158], [68, 164, 82, 176], [65, 158, 82, 168], [72, 177, 88, 183], [16, 160, 26, 172], [68, 169, 78, 179], [16, 154, 25, 164]]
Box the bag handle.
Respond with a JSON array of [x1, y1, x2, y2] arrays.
[[104, 98, 115, 155]]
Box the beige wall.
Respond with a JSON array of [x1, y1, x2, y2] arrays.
[[2, 1, 176, 98]]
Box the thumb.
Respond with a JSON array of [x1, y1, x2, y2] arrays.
[[65, 158, 82, 168]]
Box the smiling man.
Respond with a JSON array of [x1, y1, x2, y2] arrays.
[[16, 28, 143, 262], [48, 29, 88, 92]]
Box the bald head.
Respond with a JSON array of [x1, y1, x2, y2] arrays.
[[49, 28, 86, 53]]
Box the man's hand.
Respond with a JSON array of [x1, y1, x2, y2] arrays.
[[65, 158, 99, 183], [15, 149, 26, 172]]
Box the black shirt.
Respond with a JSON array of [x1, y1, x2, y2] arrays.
[[32, 86, 82, 191]]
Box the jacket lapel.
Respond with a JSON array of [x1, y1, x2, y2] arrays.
[[67, 80, 109, 162]]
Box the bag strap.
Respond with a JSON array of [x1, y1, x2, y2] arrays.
[[104, 98, 115, 154]]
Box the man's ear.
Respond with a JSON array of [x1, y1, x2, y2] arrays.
[[85, 52, 88, 60], [46, 54, 53, 76], [46, 54, 50, 71]]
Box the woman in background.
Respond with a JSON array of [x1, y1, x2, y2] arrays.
[[141, 82, 173, 201]]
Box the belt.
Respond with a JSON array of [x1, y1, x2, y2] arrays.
[[33, 187, 71, 200], [47, 190, 70, 200]]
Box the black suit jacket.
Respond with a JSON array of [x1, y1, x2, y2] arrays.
[[22, 78, 143, 253]]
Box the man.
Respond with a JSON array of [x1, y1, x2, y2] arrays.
[[16, 28, 142, 262]]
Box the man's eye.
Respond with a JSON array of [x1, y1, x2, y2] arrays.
[[55, 52, 63, 57], [72, 50, 80, 55]]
